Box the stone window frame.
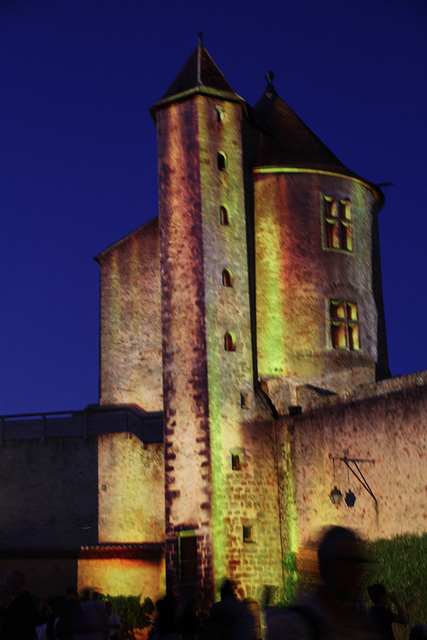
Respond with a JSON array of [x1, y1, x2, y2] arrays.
[[217, 151, 227, 171], [242, 523, 255, 543], [323, 195, 353, 252], [219, 205, 230, 226], [222, 268, 234, 287], [329, 300, 361, 351], [224, 331, 236, 352]]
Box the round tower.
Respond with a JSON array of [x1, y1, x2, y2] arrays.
[[252, 77, 389, 398]]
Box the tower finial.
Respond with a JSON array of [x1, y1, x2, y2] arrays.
[[265, 70, 275, 85], [198, 31, 204, 47]]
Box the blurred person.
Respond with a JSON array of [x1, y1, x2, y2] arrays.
[[55, 587, 81, 639], [410, 625, 427, 640], [368, 583, 407, 640], [268, 526, 373, 640], [209, 579, 254, 640], [2, 569, 37, 640], [242, 598, 262, 640], [78, 588, 109, 639], [155, 584, 178, 640], [105, 601, 121, 640], [179, 598, 200, 640]]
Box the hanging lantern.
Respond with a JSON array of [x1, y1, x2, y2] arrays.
[[345, 489, 356, 507], [329, 486, 343, 505]]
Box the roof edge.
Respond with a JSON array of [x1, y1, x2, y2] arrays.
[[150, 85, 245, 120], [94, 215, 159, 263], [253, 166, 385, 207]]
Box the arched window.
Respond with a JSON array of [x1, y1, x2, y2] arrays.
[[224, 331, 236, 352], [219, 205, 229, 225], [217, 152, 227, 171], [222, 268, 233, 287]]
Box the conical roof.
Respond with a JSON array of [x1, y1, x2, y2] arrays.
[[253, 79, 350, 174], [161, 44, 236, 99]]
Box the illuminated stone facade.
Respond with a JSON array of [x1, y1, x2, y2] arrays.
[[0, 41, 424, 607], [94, 42, 426, 607]]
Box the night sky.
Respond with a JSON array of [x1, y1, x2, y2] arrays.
[[0, 0, 426, 415]]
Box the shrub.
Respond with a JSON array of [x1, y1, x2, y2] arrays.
[[363, 533, 427, 625], [100, 594, 155, 640]]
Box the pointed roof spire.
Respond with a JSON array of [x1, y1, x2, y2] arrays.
[[153, 37, 240, 107]]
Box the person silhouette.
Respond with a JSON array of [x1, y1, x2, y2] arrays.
[[368, 583, 407, 640], [272, 526, 374, 640]]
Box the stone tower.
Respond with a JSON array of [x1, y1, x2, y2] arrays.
[[252, 77, 389, 410], [150, 41, 274, 604]]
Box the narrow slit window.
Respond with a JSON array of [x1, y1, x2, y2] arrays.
[[224, 331, 236, 352], [240, 392, 249, 409], [217, 152, 227, 171], [231, 454, 241, 470], [219, 205, 230, 226], [243, 525, 254, 543], [222, 269, 233, 287], [216, 106, 223, 123]]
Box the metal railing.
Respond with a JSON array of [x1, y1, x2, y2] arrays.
[[0, 404, 163, 445]]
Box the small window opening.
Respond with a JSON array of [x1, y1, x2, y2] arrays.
[[231, 454, 241, 470], [224, 331, 236, 352], [219, 205, 230, 226], [240, 392, 249, 409], [217, 152, 227, 171], [179, 531, 197, 582], [216, 106, 223, 123], [243, 525, 254, 543], [222, 268, 233, 287]]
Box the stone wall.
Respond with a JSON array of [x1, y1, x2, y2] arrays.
[[0, 557, 78, 600], [78, 556, 164, 601], [98, 435, 165, 544], [220, 414, 284, 599], [0, 436, 98, 548], [97, 217, 162, 411], [280, 373, 427, 546]]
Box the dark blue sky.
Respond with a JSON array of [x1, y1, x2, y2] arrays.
[[0, 0, 426, 415]]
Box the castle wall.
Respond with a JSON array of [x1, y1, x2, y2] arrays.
[[77, 556, 164, 601], [98, 218, 162, 411], [0, 436, 98, 549], [0, 557, 78, 600], [279, 374, 427, 547], [98, 436, 165, 544]]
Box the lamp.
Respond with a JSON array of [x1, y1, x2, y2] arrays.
[[329, 454, 377, 506], [329, 455, 342, 505], [345, 489, 356, 507], [329, 486, 343, 505]]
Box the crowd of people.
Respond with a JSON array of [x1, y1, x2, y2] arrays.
[[0, 574, 121, 640], [0, 527, 425, 640], [150, 527, 425, 640]]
